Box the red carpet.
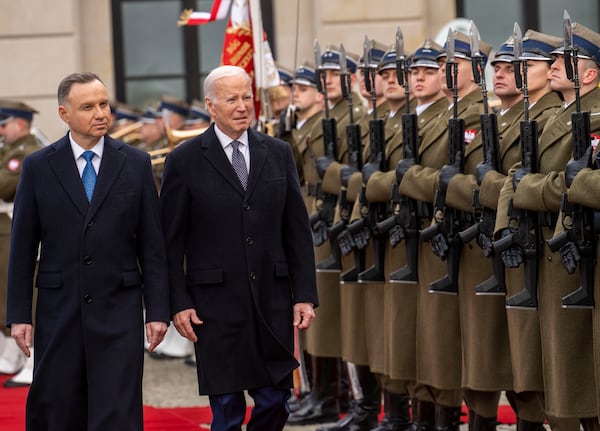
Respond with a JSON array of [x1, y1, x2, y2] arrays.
[[0, 373, 516, 430]]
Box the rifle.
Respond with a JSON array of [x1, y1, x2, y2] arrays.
[[546, 11, 595, 309], [324, 44, 365, 280], [491, 23, 541, 309], [457, 21, 506, 295], [420, 29, 464, 295], [309, 40, 340, 268], [375, 27, 419, 283], [349, 35, 387, 283]]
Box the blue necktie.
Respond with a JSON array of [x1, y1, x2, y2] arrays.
[[230, 141, 248, 190], [81, 151, 96, 202]]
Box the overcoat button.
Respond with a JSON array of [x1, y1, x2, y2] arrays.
[[83, 256, 93, 265], [83, 294, 93, 303], [246, 237, 254, 245], [250, 272, 256, 280]]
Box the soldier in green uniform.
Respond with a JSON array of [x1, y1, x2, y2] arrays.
[[0, 100, 44, 384], [361, 40, 448, 431], [396, 31, 489, 431], [444, 33, 524, 431], [489, 31, 563, 431], [506, 21, 600, 430], [316, 41, 390, 431], [288, 47, 366, 426]]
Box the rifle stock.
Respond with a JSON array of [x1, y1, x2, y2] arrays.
[[358, 118, 388, 283], [389, 112, 420, 283], [422, 118, 465, 295], [496, 120, 540, 309], [462, 111, 506, 295], [552, 111, 595, 308], [311, 117, 339, 270], [318, 122, 363, 272]]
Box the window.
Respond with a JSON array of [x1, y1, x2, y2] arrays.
[[111, 0, 274, 108], [457, 0, 600, 50]]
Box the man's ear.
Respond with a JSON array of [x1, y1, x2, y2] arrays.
[[58, 105, 69, 124], [582, 65, 599, 86]]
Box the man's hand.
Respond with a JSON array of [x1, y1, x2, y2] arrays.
[[559, 241, 580, 274], [145, 321, 168, 353], [512, 153, 531, 190], [316, 156, 334, 179], [173, 308, 203, 343], [565, 147, 591, 188], [438, 151, 463, 193], [498, 229, 523, 268], [293, 302, 316, 330], [476, 232, 494, 257], [340, 165, 358, 188], [475, 161, 494, 185], [395, 157, 416, 183], [431, 233, 449, 260], [362, 154, 382, 185], [11, 323, 33, 357]]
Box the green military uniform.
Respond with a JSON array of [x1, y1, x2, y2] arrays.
[[0, 134, 44, 335], [372, 96, 448, 391], [339, 100, 389, 369], [567, 141, 600, 421], [296, 110, 342, 358], [512, 87, 600, 418], [287, 55, 368, 425], [427, 88, 483, 398], [492, 90, 562, 422]]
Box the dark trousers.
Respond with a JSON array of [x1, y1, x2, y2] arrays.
[[209, 386, 290, 431]]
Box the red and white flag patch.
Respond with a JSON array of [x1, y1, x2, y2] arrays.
[[7, 158, 20, 172], [464, 129, 477, 144], [591, 134, 600, 150]]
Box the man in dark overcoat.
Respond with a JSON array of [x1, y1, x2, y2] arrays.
[[6, 72, 170, 431], [160, 65, 318, 431]]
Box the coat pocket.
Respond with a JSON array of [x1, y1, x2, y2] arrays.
[[186, 267, 224, 285], [35, 272, 61, 289], [122, 270, 142, 287], [274, 262, 289, 278]]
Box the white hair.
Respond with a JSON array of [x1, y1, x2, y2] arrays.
[[204, 65, 252, 101]]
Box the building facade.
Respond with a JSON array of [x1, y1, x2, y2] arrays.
[[1, 0, 597, 141]]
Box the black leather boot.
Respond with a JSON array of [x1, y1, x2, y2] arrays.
[[516, 418, 546, 431], [580, 418, 600, 431], [434, 405, 462, 431], [471, 412, 497, 431], [317, 364, 381, 431], [287, 356, 340, 424], [370, 390, 411, 431], [411, 399, 436, 431]]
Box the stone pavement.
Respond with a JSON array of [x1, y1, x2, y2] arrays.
[[142, 352, 517, 431]]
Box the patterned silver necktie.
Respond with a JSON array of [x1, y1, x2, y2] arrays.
[[230, 140, 248, 190]]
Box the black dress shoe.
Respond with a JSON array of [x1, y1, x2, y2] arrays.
[[286, 394, 339, 425], [3, 379, 30, 388], [149, 351, 189, 360], [317, 399, 380, 431]]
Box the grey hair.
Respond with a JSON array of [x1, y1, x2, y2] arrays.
[[58, 72, 104, 106], [204, 65, 252, 101]]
